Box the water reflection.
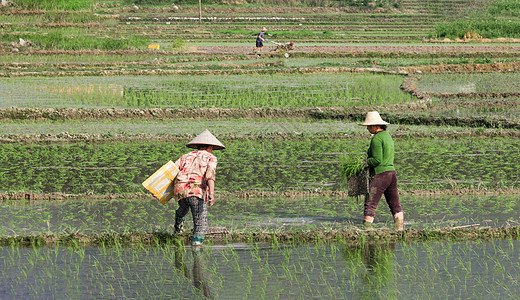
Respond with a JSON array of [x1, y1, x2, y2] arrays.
[[343, 242, 395, 299], [174, 245, 214, 299]]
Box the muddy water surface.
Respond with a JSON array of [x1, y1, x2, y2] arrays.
[[1, 193, 519, 236]]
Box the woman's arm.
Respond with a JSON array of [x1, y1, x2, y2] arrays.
[[207, 179, 215, 206], [367, 137, 383, 167]]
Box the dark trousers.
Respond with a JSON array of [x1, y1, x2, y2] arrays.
[[364, 171, 402, 217], [175, 196, 207, 241]]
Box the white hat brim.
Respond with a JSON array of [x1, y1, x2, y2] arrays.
[[359, 111, 389, 126]]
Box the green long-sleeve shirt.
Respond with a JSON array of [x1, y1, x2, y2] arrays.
[[367, 130, 395, 175]]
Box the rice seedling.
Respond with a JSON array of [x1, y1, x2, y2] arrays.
[[2, 237, 520, 299], [0, 73, 416, 109], [416, 73, 520, 94], [340, 154, 365, 183], [0, 135, 517, 195]]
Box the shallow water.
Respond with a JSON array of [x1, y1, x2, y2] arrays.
[[416, 73, 520, 94], [1, 194, 519, 236], [1, 239, 519, 299]]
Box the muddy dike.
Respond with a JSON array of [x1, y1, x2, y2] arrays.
[[1, 130, 520, 144], [2, 189, 519, 202], [2, 226, 520, 247], [3, 62, 520, 78], [1, 107, 519, 130]]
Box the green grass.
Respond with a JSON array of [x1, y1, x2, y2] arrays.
[[488, 0, 520, 18], [0, 31, 149, 50], [433, 0, 520, 39], [13, 0, 94, 10], [434, 19, 520, 39]]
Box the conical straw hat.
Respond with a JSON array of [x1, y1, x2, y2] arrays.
[[186, 129, 225, 150], [359, 111, 389, 126]]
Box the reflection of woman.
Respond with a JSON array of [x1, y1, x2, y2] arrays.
[[173, 129, 225, 246], [192, 248, 213, 298], [174, 245, 213, 298], [360, 242, 395, 297], [360, 111, 404, 230], [341, 242, 395, 298]]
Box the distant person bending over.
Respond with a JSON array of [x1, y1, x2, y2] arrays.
[[360, 111, 404, 230], [172, 129, 225, 246], [253, 27, 267, 53]]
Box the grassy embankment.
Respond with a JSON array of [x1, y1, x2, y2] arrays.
[[434, 0, 520, 39]]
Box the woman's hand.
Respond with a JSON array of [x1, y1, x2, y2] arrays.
[[208, 196, 215, 206]]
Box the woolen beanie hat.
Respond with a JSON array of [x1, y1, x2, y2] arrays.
[[186, 129, 225, 150], [360, 111, 390, 126]]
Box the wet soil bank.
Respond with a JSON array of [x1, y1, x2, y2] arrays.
[[402, 61, 520, 74], [1, 6, 395, 15], [2, 189, 519, 202], [2, 60, 520, 78], [3, 49, 520, 60], [2, 225, 519, 247], [2, 129, 519, 144], [1, 107, 519, 129], [196, 45, 520, 56]]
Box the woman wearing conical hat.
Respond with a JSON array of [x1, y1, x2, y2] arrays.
[[360, 111, 404, 230], [172, 129, 225, 246]]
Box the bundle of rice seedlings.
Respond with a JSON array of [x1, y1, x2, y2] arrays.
[[340, 154, 369, 197]]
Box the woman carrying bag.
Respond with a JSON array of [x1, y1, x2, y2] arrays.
[[172, 129, 225, 246]]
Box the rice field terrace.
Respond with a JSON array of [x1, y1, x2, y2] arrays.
[[2, 0, 520, 298]]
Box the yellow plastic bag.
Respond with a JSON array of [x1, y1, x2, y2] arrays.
[[142, 161, 179, 204]]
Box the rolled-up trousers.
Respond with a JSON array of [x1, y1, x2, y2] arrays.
[[364, 171, 402, 217]]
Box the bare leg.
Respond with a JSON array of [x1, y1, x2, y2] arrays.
[[393, 212, 404, 231], [363, 215, 374, 228]]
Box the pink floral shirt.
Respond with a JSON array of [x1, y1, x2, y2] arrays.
[[173, 150, 217, 202]]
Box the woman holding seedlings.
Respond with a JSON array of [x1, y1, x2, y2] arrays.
[[172, 129, 225, 246], [361, 111, 404, 230]]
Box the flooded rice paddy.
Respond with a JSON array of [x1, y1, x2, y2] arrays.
[[0, 137, 517, 194], [1, 194, 520, 237], [430, 97, 520, 120], [416, 73, 520, 94], [0, 73, 415, 108], [1, 239, 520, 299]]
